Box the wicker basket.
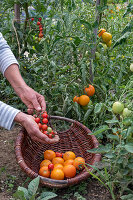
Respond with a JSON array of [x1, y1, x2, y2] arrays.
[[15, 115, 101, 188]]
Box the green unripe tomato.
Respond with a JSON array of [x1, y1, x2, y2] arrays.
[[101, 43, 108, 51], [112, 101, 124, 114], [122, 108, 132, 118], [47, 127, 52, 133], [82, 100, 93, 110], [130, 63, 133, 72], [123, 118, 132, 127], [95, 52, 100, 60]]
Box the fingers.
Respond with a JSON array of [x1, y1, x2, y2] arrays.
[[27, 108, 34, 115], [27, 93, 46, 113], [36, 93, 46, 112], [31, 130, 60, 144]]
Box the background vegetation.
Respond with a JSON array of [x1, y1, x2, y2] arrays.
[[0, 0, 133, 199]]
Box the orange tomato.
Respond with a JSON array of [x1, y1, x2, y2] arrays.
[[64, 159, 74, 166], [52, 157, 64, 165], [73, 157, 85, 170], [98, 28, 106, 37], [63, 151, 76, 161], [54, 163, 64, 170], [73, 96, 79, 103], [50, 168, 64, 180], [44, 150, 56, 161], [63, 164, 76, 178], [84, 85, 95, 96], [102, 32, 112, 44], [40, 159, 52, 168], [39, 166, 50, 178], [106, 40, 112, 47], [78, 95, 90, 106], [39, 33, 43, 38]]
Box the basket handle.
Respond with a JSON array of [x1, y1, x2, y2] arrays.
[[49, 115, 75, 123]]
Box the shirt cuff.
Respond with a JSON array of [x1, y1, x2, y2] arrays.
[[0, 101, 20, 130]]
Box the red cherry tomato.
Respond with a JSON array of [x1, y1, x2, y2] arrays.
[[43, 131, 48, 135], [48, 133, 55, 139], [31, 18, 34, 21], [42, 118, 48, 124], [48, 163, 54, 170], [51, 131, 55, 135], [38, 17, 42, 21], [39, 24, 42, 28], [42, 124, 48, 131], [55, 152, 63, 157], [39, 27, 43, 31], [35, 117, 40, 123], [42, 113, 48, 118], [37, 21, 41, 25]]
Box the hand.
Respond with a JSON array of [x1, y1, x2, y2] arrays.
[[4, 64, 46, 114], [15, 85, 46, 114], [14, 112, 60, 144]]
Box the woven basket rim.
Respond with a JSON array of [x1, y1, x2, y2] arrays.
[[15, 115, 101, 188]]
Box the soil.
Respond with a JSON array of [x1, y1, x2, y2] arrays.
[[0, 125, 113, 200]]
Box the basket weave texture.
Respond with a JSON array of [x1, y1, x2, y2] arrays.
[[15, 116, 101, 188]]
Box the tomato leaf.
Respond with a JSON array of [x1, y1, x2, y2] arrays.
[[28, 176, 40, 197], [90, 125, 108, 135], [37, 192, 57, 200], [87, 144, 112, 153], [124, 143, 133, 153], [94, 103, 103, 114], [105, 119, 119, 124], [113, 32, 131, 48]]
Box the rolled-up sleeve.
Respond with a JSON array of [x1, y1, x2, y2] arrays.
[[0, 32, 19, 76], [0, 101, 20, 130]]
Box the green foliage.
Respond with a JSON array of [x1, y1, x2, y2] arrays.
[[13, 177, 57, 200], [0, 0, 133, 199]]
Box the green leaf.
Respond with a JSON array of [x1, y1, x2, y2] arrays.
[[80, 20, 92, 30], [37, 192, 57, 200], [13, 190, 26, 200], [83, 106, 93, 122], [113, 32, 131, 48], [124, 143, 133, 153], [105, 119, 119, 124], [17, 187, 29, 199], [87, 144, 112, 154], [28, 177, 40, 197], [121, 194, 133, 200], [122, 20, 133, 34], [81, 63, 87, 85], [107, 134, 119, 141], [94, 103, 103, 114], [90, 125, 108, 136], [123, 3, 133, 18]]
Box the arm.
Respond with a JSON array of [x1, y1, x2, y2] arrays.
[[0, 33, 59, 143], [4, 64, 46, 114], [0, 101, 59, 144], [0, 32, 46, 114]]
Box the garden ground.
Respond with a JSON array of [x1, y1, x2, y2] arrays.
[[0, 125, 115, 200]]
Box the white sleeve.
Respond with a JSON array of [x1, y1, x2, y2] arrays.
[[0, 101, 20, 130], [0, 32, 19, 76]]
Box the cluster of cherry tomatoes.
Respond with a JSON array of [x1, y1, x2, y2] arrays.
[[31, 17, 43, 39], [34, 111, 56, 139], [39, 150, 86, 180], [73, 84, 95, 107]]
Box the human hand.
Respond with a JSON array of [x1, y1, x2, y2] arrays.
[[14, 112, 60, 144], [4, 64, 46, 114], [15, 85, 46, 114]]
